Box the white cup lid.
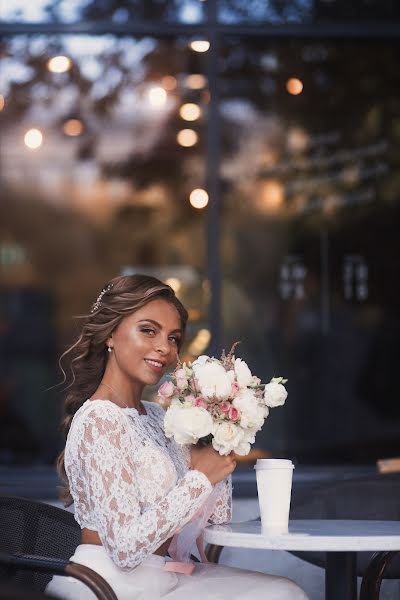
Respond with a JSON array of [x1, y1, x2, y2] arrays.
[[254, 459, 294, 470]]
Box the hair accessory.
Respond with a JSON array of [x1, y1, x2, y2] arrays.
[[91, 283, 113, 313]]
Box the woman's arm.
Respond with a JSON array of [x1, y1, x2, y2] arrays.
[[208, 475, 232, 524], [74, 405, 213, 570]]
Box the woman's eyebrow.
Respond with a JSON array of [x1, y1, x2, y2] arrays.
[[138, 319, 182, 334]]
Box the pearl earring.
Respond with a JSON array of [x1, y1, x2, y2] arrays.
[[108, 347, 112, 353]]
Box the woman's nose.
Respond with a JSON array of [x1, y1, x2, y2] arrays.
[[155, 337, 169, 354]]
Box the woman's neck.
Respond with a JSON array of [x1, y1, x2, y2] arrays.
[[95, 368, 144, 412]]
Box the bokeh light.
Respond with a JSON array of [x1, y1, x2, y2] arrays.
[[189, 188, 209, 209], [47, 55, 72, 73], [147, 86, 168, 108], [63, 119, 84, 136], [188, 329, 211, 355], [258, 180, 284, 213], [184, 74, 207, 89], [177, 129, 198, 147], [24, 128, 43, 149], [286, 77, 304, 95], [165, 277, 182, 293], [179, 103, 201, 121], [161, 76, 177, 91], [190, 40, 210, 53]]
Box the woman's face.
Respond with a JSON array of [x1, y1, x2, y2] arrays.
[[107, 298, 183, 388]]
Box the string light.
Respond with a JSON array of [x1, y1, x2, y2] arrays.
[[286, 78, 304, 95], [24, 128, 43, 149], [147, 86, 167, 108], [190, 188, 208, 209], [258, 180, 284, 214], [190, 40, 210, 53], [184, 74, 207, 89], [161, 76, 177, 91], [180, 103, 201, 121], [63, 119, 84, 136], [165, 277, 182, 293], [188, 329, 211, 355], [47, 55, 72, 73], [177, 129, 198, 147]]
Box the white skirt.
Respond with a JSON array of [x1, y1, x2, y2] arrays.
[[45, 544, 308, 600]]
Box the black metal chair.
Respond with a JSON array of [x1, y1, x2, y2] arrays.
[[360, 551, 400, 600], [0, 495, 117, 600], [0, 581, 61, 599]]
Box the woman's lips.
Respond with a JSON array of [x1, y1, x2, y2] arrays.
[[144, 358, 164, 372]]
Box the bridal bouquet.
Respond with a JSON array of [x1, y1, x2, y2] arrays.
[[158, 345, 288, 456]]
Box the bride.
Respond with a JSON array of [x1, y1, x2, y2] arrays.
[[46, 274, 308, 599]]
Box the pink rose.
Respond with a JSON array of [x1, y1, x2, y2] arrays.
[[231, 382, 241, 397], [158, 381, 175, 399], [220, 401, 230, 414], [175, 368, 188, 391], [228, 406, 240, 422], [194, 397, 207, 409]]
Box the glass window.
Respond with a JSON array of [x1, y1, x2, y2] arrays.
[[217, 0, 400, 25], [220, 37, 400, 461], [0, 0, 206, 24], [0, 33, 209, 465]]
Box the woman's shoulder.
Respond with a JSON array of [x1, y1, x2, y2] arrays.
[[68, 399, 131, 436], [78, 398, 126, 416]]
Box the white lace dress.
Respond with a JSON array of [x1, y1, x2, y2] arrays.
[[46, 399, 307, 600]]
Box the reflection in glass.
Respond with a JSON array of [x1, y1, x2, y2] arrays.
[[217, 0, 400, 25], [1, 0, 206, 24], [0, 33, 209, 464], [220, 37, 400, 461]]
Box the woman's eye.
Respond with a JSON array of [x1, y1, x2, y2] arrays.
[[142, 328, 155, 335], [169, 336, 180, 345]]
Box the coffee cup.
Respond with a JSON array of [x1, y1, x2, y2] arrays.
[[254, 458, 294, 534]]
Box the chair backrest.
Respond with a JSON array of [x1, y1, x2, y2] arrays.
[[0, 495, 80, 591], [0, 582, 57, 599]]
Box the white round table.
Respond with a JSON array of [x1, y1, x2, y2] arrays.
[[204, 520, 400, 600]]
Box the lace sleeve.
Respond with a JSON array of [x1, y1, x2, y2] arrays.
[[75, 405, 212, 570], [208, 475, 232, 524]]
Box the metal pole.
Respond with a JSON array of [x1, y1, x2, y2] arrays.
[[320, 228, 330, 335], [205, 0, 221, 356], [325, 552, 357, 600]]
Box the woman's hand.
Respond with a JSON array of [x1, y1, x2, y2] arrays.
[[190, 445, 236, 486]]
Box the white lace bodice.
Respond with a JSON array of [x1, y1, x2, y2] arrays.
[[64, 399, 232, 570]]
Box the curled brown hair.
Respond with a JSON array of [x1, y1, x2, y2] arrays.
[[56, 274, 188, 506]]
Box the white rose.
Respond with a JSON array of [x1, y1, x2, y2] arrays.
[[234, 440, 251, 456], [243, 427, 258, 445], [164, 404, 213, 445], [191, 355, 210, 369], [263, 382, 288, 407], [234, 358, 253, 388], [212, 422, 244, 455], [233, 389, 265, 430], [234, 427, 261, 455], [193, 361, 233, 400]]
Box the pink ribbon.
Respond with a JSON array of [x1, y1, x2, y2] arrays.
[[163, 561, 195, 575], [168, 484, 221, 568]]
